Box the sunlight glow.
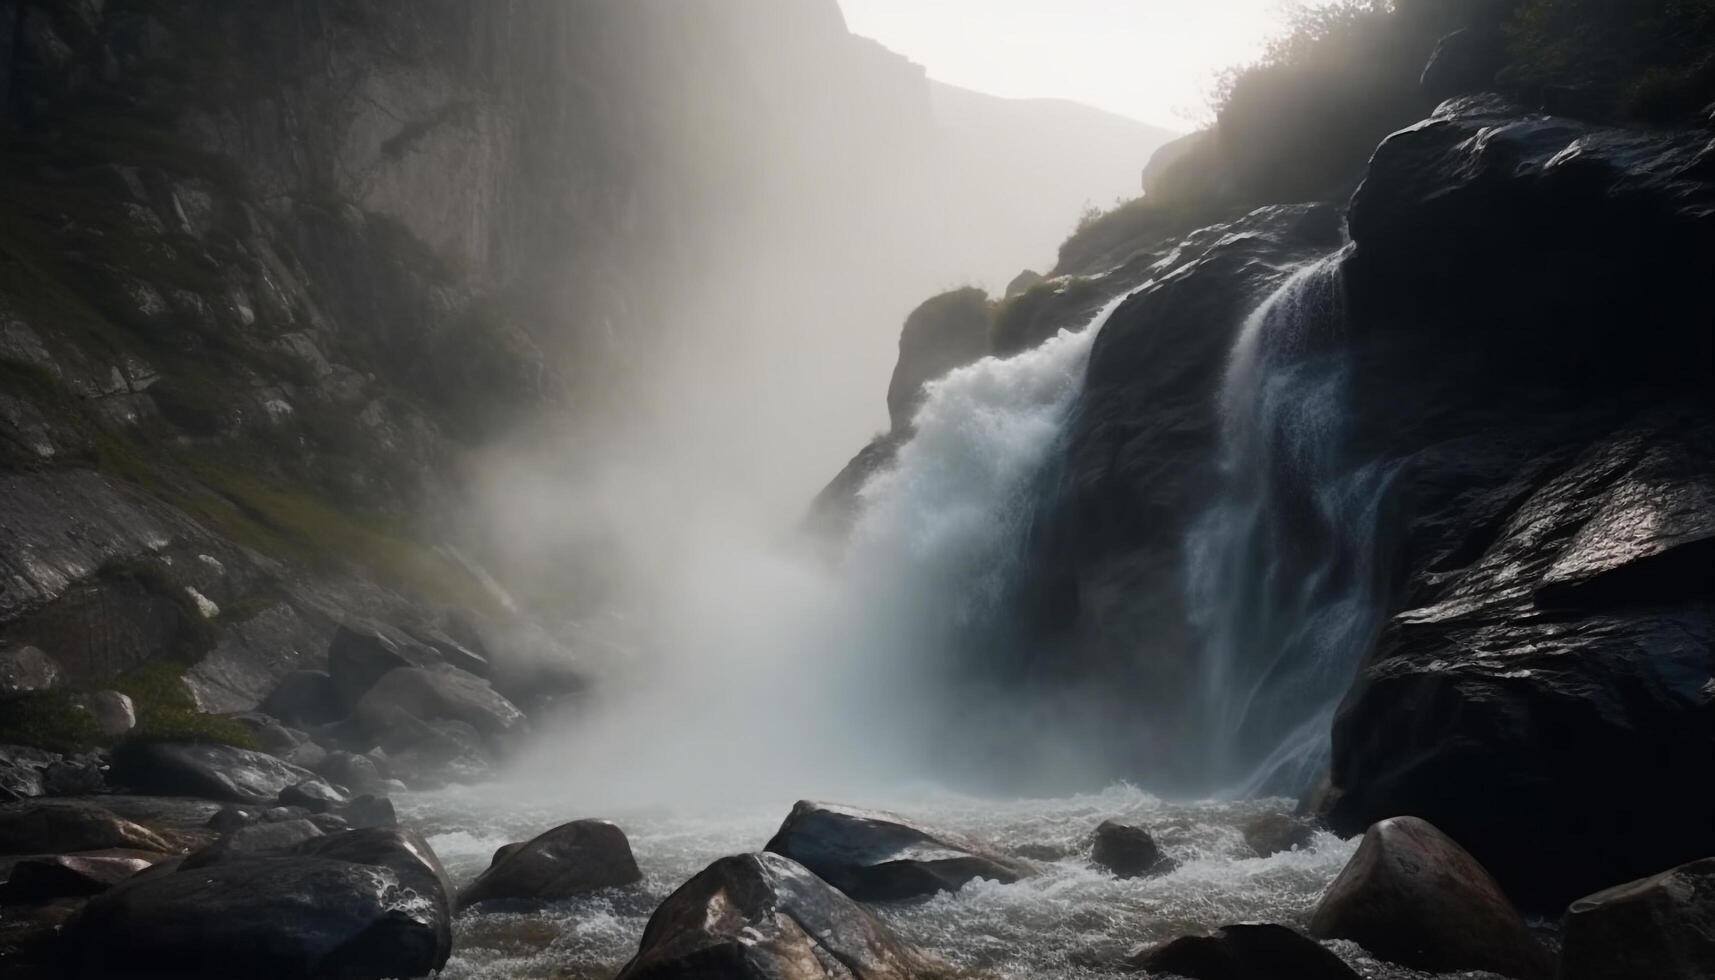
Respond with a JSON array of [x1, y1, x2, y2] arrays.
[[838, 0, 1301, 128]]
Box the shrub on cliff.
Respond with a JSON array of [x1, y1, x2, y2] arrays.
[[1506, 0, 1715, 120]]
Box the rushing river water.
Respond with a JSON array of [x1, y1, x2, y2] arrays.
[[401, 783, 1516, 980]]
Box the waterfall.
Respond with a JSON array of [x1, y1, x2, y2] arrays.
[[1186, 250, 1402, 796]]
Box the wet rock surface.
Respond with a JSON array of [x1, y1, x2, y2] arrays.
[[353, 665, 526, 740], [0, 852, 155, 902], [1309, 817, 1549, 979], [1560, 857, 1715, 980], [1128, 923, 1360, 980], [764, 800, 1026, 901], [65, 827, 454, 980], [615, 851, 940, 980], [0, 800, 174, 856], [1324, 97, 1715, 908], [457, 819, 642, 910], [1091, 820, 1177, 878], [109, 741, 316, 804]]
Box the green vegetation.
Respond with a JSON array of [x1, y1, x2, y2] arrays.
[[0, 692, 107, 753], [112, 662, 258, 749], [1508, 0, 1715, 119], [0, 664, 256, 753]]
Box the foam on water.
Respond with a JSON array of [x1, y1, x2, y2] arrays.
[[408, 785, 1519, 980]]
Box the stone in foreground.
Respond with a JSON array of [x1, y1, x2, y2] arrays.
[[1309, 817, 1549, 979], [110, 741, 316, 805], [0, 800, 174, 855], [1091, 819, 1178, 878], [457, 819, 642, 909], [1, 853, 156, 901], [65, 827, 453, 979], [1560, 857, 1715, 980], [615, 851, 940, 980], [764, 800, 1025, 901], [1128, 923, 1360, 980]]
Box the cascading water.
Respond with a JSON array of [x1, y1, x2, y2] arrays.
[[1186, 249, 1402, 796]]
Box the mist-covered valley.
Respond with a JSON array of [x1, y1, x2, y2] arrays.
[[1, 2, 1713, 979]]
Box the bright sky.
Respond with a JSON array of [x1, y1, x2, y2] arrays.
[[837, 0, 1300, 130]]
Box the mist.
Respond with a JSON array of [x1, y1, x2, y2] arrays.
[[457, 3, 1174, 809]]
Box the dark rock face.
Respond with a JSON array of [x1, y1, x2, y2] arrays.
[[885, 287, 993, 432], [994, 202, 1347, 783], [615, 852, 939, 980], [0, 853, 154, 902], [1325, 96, 1715, 908], [260, 670, 341, 728], [1090, 820, 1177, 878], [66, 828, 454, 980], [1309, 817, 1549, 979], [457, 819, 641, 910], [763, 801, 1025, 902], [1560, 858, 1715, 980], [317, 751, 386, 796], [110, 741, 316, 805], [328, 622, 441, 712], [0, 800, 173, 855], [353, 665, 526, 739], [1128, 924, 1360, 980], [188, 819, 326, 862]]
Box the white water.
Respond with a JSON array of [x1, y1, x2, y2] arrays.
[[1185, 252, 1402, 795]]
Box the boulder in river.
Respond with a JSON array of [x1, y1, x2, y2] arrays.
[[1309, 817, 1550, 979], [0, 853, 156, 901], [1091, 820, 1178, 878], [1241, 811, 1318, 858], [0, 800, 173, 855], [1127, 923, 1360, 980], [317, 750, 387, 795], [1560, 857, 1715, 980], [66, 826, 453, 979], [457, 819, 642, 909], [188, 818, 325, 862], [764, 800, 1026, 901], [615, 851, 941, 980], [109, 740, 316, 804]]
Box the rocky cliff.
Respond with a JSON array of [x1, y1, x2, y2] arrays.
[[820, 19, 1715, 912], [0, 0, 1172, 728]]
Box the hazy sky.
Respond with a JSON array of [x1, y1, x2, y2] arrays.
[[837, 0, 1297, 130]]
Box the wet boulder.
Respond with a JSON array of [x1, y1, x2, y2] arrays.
[[0, 800, 173, 855], [327, 621, 439, 710], [335, 795, 397, 830], [42, 756, 106, 796], [764, 801, 1026, 902], [1127, 923, 1360, 980], [260, 670, 341, 728], [109, 740, 316, 804], [354, 665, 526, 739], [1092, 820, 1178, 878], [1560, 857, 1715, 980], [886, 287, 994, 432], [0, 745, 57, 801], [317, 750, 387, 795], [1309, 817, 1550, 979], [378, 717, 494, 788], [66, 829, 454, 979], [615, 851, 940, 980], [0, 853, 155, 901], [457, 819, 642, 910], [188, 818, 325, 862], [277, 776, 350, 814]]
